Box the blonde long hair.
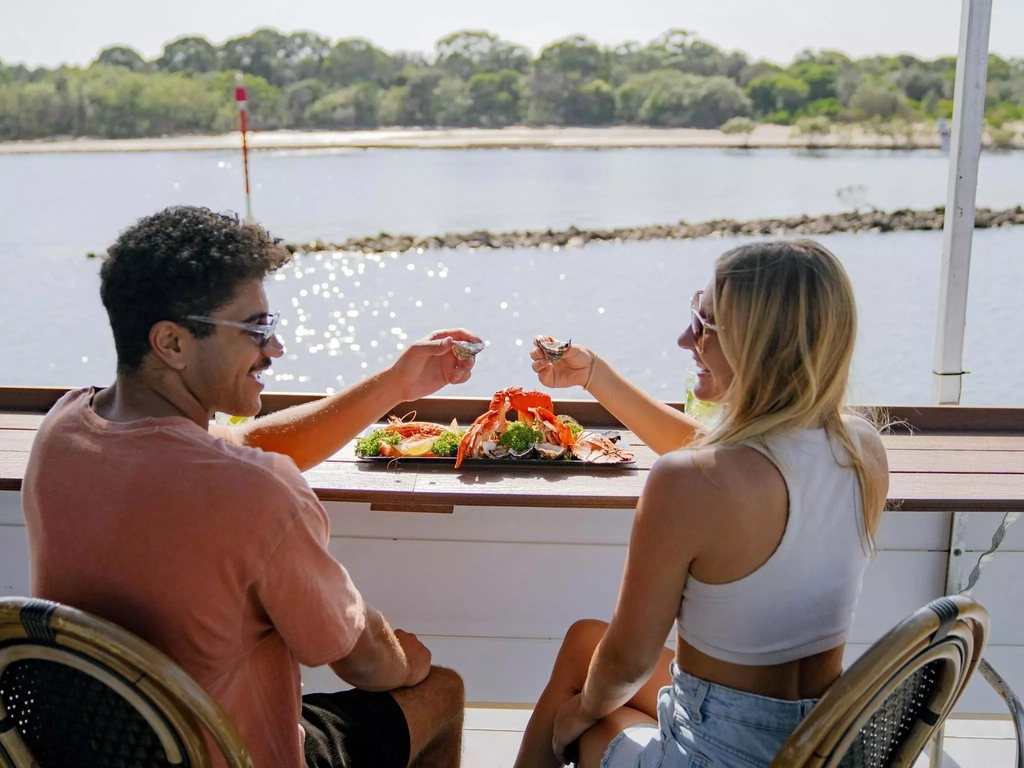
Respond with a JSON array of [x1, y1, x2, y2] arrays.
[[694, 240, 885, 551]]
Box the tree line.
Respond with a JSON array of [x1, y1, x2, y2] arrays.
[[1, 28, 1022, 141]]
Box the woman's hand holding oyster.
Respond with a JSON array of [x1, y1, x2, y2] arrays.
[[531, 336, 596, 390]]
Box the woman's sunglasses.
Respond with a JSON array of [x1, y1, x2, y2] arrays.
[[690, 290, 719, 347]]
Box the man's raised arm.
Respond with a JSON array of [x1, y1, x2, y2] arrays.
[[228, 328, 480, 471]]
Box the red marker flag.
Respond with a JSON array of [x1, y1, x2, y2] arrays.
[[234, 71, 248, 111]]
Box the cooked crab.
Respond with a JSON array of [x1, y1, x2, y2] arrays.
[[528, 406, 577, 448], [455, 387, 554, 468]]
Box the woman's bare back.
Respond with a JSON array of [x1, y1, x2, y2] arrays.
[[674, 420, 888, 701]]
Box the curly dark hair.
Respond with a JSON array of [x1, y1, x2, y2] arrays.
[[100, 206, 291, 373]]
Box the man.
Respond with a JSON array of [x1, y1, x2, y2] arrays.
[[22, 206, 478, 768]]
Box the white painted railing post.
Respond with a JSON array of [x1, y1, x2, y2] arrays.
[[931, 0, 993, 406], [929, 2, 993, 765]]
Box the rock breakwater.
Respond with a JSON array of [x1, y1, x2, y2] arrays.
[[84, 206, 1024, 259], [282, 206, 1024, 255]]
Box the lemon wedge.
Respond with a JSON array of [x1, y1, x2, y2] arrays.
[[396, 438, 437, 457]]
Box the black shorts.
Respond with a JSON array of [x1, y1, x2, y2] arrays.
[[301, 689, 411, 768]]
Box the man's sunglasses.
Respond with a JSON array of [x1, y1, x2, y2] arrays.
[[184, 312, 281, 349]]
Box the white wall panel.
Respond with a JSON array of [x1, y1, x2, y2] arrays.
[[0, 489, 1020, 716], [0, 525, 30, 599]]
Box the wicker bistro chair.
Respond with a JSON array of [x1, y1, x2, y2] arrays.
[[976, 659, 1024, 768], [0, 597, 252, 768], [769, 595, 989, 768]]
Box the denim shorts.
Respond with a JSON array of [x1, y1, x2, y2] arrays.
[[600, 663, 818, 768]]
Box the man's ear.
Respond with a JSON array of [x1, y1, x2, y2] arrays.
[[149, 321, 191, 372]]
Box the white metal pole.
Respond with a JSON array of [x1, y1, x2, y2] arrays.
[[929, 3, 992, 763], [931, 0, 993, 405]]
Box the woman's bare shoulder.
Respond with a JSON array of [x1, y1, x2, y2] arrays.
[[642, 445, 784, 552], [653, 443, 786, 502], [841, 412, 889, 475]]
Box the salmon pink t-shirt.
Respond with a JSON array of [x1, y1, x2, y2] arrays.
[[21, 388, 366, 768]]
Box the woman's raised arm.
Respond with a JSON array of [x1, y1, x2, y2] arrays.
[[531, 337, 702, 455]]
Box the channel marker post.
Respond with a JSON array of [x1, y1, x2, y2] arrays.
[[234, 72, 254, 223]]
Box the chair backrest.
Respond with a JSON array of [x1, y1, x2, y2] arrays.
[[770, 595, 989, 768], [0, 597, 253, 768]]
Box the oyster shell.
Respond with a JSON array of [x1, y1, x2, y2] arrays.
[[481, 440, 509, 458], [537, 336, 571, 362], [508, 444, 535, 459], [535, 442, 566, 460], [452, 340, 486, 360], [481, 441, 535, 459]]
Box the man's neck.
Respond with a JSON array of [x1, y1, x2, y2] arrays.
[[91, 374, 211, 428]]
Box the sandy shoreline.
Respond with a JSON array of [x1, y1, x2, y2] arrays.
[[2, 124, 1008, 155]]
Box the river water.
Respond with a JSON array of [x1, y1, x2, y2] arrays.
[[2, 147, 1022, 406]]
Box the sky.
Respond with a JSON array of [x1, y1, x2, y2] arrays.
[[2, 0, 1022, 69]]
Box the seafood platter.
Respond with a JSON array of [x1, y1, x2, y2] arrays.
[[355, 387, 635, 468]]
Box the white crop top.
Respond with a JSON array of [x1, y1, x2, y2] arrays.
[[676, 428, 869, 666]]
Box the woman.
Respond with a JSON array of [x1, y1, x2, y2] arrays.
[[514, 240, 889, 768]]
